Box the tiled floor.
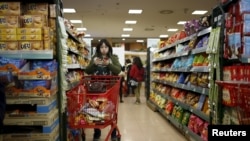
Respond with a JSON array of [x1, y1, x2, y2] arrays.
[[83, 86, 187, 141]]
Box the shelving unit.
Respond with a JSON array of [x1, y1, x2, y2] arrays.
[[0, 0, 61, 140], [147, 26, 212, 141]]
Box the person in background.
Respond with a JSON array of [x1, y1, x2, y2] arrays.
[[124, 58, 134, 97], [118, 66, 125, 103], [85, 39, 121, 141], [129, 56, 144, 104]]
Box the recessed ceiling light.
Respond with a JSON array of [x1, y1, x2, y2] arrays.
[[77, 28, 87, 31], [125, 20, 137, 24], [122, 38, 125, 41], [121, 34, 130, 37], [167, 28, 178, 32], [177, 21, 187, 25], [136, 40, 144, 43], [123, 28, 133, 31], [70, 20, 82, 23], [63, 8, 76, 13], [159, 35, 169, 38], [192, 10, 208, 15], [128, 9, 142, 14], [84, 34, 91, 37]]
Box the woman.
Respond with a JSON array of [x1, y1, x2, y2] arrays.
[[129, 56, 144, 104], [85, 39, 121, 141]]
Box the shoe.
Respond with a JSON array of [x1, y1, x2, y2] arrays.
[[134, 101, 140, 105], [120, 100, 124, 103], [93, 138, 100, 141]]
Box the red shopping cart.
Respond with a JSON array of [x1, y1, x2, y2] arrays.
[[66, 75, 121, 141], [216, 81, 250, 125]]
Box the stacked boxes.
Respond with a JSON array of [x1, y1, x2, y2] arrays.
[[0, 2, 59, 141], [0, 2, 56, 51]]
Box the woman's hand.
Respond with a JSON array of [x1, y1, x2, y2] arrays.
[[94, 57, 103, 65]]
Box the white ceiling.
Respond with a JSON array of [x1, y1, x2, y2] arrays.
[[62, 0, 219, 43]]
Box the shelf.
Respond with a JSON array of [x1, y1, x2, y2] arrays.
[[153, 89, 209, 122], [190, 66, 210, 72], [191, 47, 208, 55], [216, 80, 250, 86], [66, 29, 81, 44], [152, 50, 189, 62], [153, 79, 209, 95], [183, 126, 203, 141], [0, 50, 54, 59], [197, 27, 212, 37]]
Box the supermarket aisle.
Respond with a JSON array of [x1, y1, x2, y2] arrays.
[[84, 84, 187, 141]]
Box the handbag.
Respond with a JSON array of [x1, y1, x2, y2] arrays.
[[129, 79, 138, 87], [87, 82, 106, 93]]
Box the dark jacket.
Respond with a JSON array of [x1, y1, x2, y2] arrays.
[[0, 83, 5, 133]]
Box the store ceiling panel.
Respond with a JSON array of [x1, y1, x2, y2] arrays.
[[63, 0, 219, 43]]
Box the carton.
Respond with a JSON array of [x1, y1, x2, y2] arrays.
[[16, 28, 42, 35], [0, 41, 18, 50], [18, 41, 44, 50], [0, 16, 19, 28], [0, 2, 21, 15], [0, 28, 16, 34]]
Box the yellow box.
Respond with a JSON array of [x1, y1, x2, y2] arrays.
[[0, 2, 21, 15], [20, 15, 45, 28], [49, 4, 56, 18], [18, 41, 43, 50], [17, 35, 42, 40], [0, 16, 19, 28], [0, 28, 16, 34], [0, 35, 16, 41], [17, 28, 42, 35], [0, 41, 18, 50], [24, 3, 49, 15]]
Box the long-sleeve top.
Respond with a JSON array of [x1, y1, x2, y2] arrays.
[[85, 55, 121, 75], [129, 64, 144, 82]]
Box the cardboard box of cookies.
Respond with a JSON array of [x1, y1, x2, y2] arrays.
[[0, 41, 18, 50], [0, 35, 17, 41], [24, 3, 49, 15], [0, 16, 19, 28], [20, 15, 45, 28], [0, 28, 16, 34], [0, 2, 21, 16], [17, 35, 42, 41], [17, 28, 42, 35], [18, 41, 43, 50]]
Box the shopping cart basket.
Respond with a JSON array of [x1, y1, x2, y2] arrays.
[[66, 75, 121, 141], [216, 81, 250, 125]]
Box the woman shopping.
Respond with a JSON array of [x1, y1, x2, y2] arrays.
[[85, 38, 121, 141], [129, 56, 144, 104]]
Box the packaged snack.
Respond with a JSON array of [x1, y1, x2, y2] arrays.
[[181, 111, 191, 126]]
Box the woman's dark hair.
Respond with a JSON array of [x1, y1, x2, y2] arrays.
[[125, 58, 131, 64], [95, 39, 113, 58], [133, 56, 143, 69]]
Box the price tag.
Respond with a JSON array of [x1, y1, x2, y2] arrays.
[[190, 108, 193, 113]]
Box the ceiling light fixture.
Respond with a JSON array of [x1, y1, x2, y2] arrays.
[[159, 35, 169, 38], [123, 28, 133, 31], [128, 9, 142, 14], [70, 20, 82, 23], [77, 27, 87, 31], [63, 8, 76, 13], [84, 34, 91, 37], [125, 20, 137, 24], [136, 40, 144, 43], [177, 21, 187, 25], [192, 10, 208, 15], [167, 28, 178, 32], [121, 34, 130, 37]]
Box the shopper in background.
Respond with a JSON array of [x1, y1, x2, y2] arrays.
[[129, 56, 144, 104], [124, 58, 134, 97], [118, 66, 125, 103], [85, 38, 121, 141]]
